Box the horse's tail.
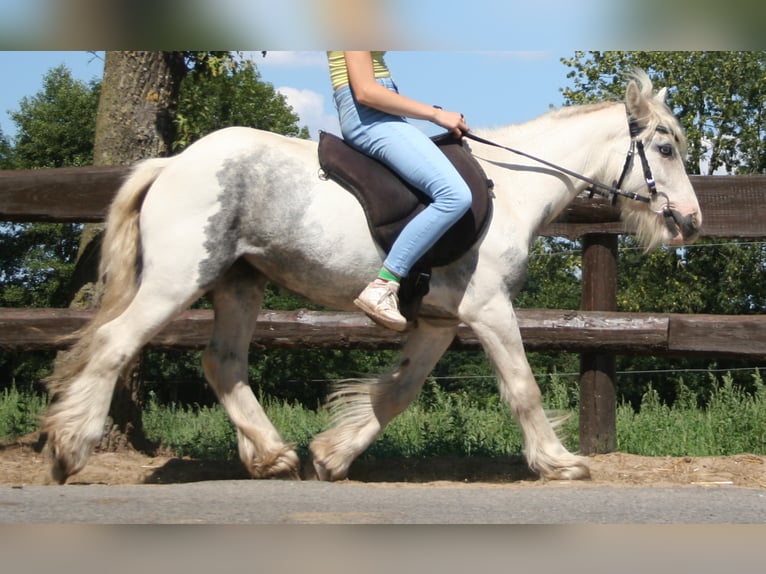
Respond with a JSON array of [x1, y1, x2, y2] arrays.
[[97, 158, 170, 319], [45, 158, 171, 397]]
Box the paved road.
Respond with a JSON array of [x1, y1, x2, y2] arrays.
[[1, 480, 764, 523]]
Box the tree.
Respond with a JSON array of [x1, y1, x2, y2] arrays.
[[0, 127, 12, 169], [10, 65, 100, 169], [560, 51, 766, 175], [175, 54, 309, 150]]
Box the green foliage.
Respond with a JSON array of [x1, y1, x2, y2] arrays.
[[0, 128, 12, 169], [3, 372, 764, 459], [0, 66, 93, 309], [372, 380, 524, 458], [618, 237, 766, 316], [142, 392, 238, 459], [516, 237, 582, 310], [128, 368, 766, 460], [10, 64, 99, 169], [617, 371, 766, 456], [0, 385, 47, 438], [142, 391, 329, 460], [560, 51, 766, 175], [613, 234, 766, 405], [0, 222, 82, 308], [174, 55, 309, 150], [0, 64, 97, 393]]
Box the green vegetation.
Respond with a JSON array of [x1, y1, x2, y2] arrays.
[[3, 371, 763, 459], [617, 372, 766, 456], [0, 385, 48, 439]]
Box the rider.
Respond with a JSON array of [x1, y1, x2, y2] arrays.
[[328, 51, 472, 331]]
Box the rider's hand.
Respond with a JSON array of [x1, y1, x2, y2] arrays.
[[432, 108, 469, 138]]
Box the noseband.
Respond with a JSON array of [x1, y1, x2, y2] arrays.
[[610, 113, 675, 213], [462, 108, 674, 216]]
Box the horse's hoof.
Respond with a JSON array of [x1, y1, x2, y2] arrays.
[[51, 459, 72, 485], [49, 450, 88, 484], [247, 448, 301, 480], [47, 437, 93, 484], [310, 455, 348, 482], [312, 459, 332, 481], [544, 463, 592, 481]]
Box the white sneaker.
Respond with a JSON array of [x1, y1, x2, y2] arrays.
[[353, 280, 408, 332]]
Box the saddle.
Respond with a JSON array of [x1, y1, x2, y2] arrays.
[[317, 131, 494, 318]]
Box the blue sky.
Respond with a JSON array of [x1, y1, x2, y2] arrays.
[[0, 50, 574, 142]]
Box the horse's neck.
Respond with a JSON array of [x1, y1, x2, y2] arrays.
[[473, 105, 624, 232]]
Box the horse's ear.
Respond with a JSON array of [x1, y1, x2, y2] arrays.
[[625, 79, 649, 120], [654, 87, 668, 104]]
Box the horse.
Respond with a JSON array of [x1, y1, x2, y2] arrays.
[[42, 70, 701, 484]]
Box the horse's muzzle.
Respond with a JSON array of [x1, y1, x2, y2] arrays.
[[664, 207, 701, 243]]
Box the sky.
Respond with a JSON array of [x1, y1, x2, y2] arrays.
[[1, 0, 760, 144], [0, 50, 574, 143]]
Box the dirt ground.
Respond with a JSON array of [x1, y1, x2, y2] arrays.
[[1, 432, 764, 488]]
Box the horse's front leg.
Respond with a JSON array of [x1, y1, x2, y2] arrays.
[[463, 293, 590, 480], [202, 266, 300, 479], [309, 319, 458, 481]]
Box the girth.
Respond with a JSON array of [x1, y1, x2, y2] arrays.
[[317, 131, 494, 318]]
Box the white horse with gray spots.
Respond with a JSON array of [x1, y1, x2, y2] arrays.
[[43, 71, 701, 483]]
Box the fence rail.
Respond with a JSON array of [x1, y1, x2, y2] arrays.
[[1, 307, 764, 360], [2, 167, 766, 453], [2, 168, 766, 237]]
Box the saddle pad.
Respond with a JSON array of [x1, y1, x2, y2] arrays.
[[318, 131, 494, 268]]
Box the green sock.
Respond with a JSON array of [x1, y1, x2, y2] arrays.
[[377, 267, 400, 284]]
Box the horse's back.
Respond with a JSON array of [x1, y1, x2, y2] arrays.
[[145, 126, 320, 207], [185, 126, 317, 160]]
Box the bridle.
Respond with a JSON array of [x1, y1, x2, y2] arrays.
[[462, 107, 675, 217]]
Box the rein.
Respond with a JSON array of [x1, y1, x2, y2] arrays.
[[462, 110, 670, 213]]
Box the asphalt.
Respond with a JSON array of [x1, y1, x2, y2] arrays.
[[1, 479, 764, 524]]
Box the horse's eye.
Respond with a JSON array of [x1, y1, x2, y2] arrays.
[[658, 144, 673, 158]]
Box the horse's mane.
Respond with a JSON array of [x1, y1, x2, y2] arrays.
[[552, 70, 687, 154], [484, 70, 687, 156]]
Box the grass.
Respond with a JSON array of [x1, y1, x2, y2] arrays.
[[2, 371, 764, 459], [0, 385, 47, 439], [616, 372, 766, 456]]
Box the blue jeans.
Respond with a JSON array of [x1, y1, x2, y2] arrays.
[[334, 78, 472, 278]]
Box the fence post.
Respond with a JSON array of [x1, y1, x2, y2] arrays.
[[578, 233, 618, 454]]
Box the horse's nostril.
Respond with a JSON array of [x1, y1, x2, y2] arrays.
[[683, 213, 701, 240]]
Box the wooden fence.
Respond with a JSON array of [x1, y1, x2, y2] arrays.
[[2, 167, 766, 453]]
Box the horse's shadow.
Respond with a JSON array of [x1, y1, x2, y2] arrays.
[[143, 455, 538, 484]]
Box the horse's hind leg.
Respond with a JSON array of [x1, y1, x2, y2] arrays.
[[202, 263, 299, 479], [310, 319, 458, 481], [44, 280, 204, 483], [464, 293, 590, 480]]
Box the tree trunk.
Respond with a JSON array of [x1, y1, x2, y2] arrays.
[[65, 51, 187, 453], [93, 51, 185, 165]]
